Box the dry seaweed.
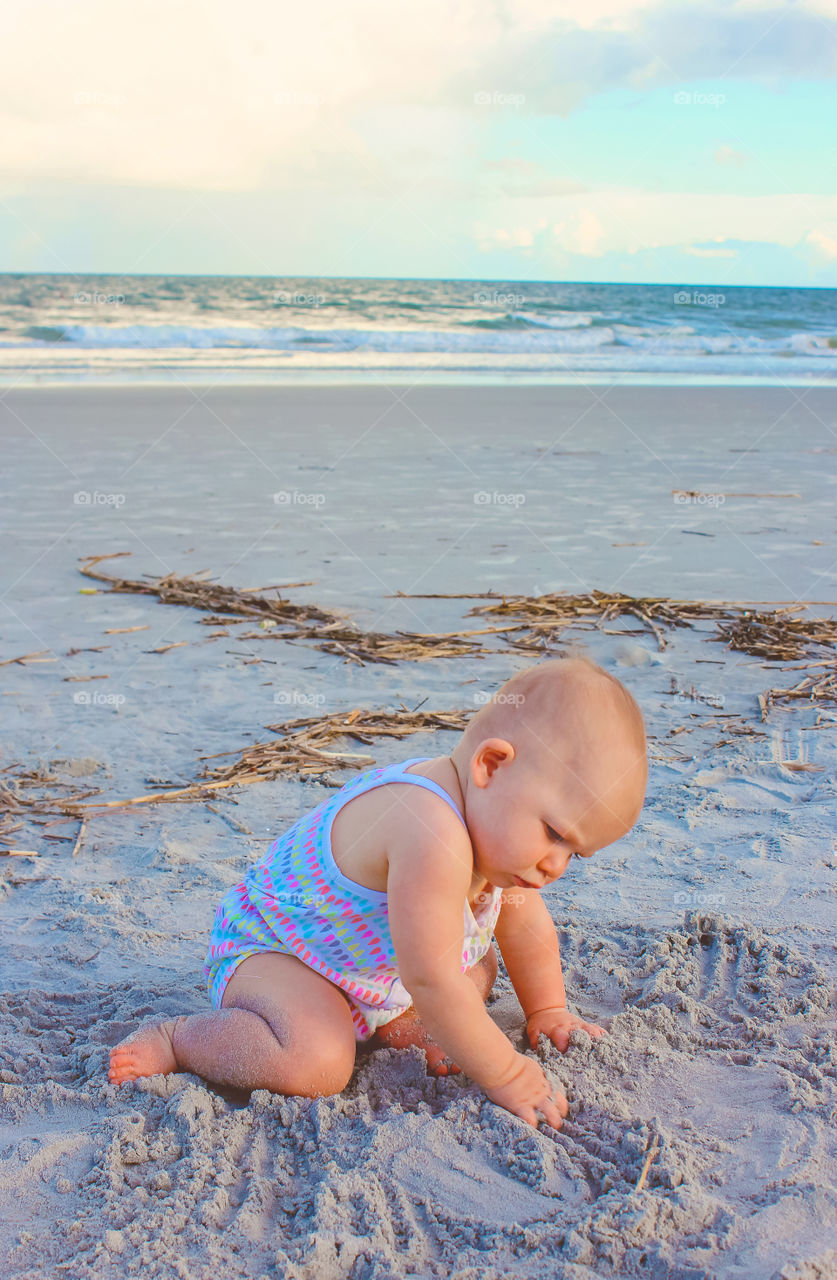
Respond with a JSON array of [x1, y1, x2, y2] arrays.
[[80, 552, 338, 626], [465, 589, 837, 665], [3, 707, 473, 821], [761, 670, 837, 714], [77, 556, 837, 666], [716, 610, 837, 662], [78, 554, 502, 664], [466, 589, 734, 651], [0, 765, 103, 838]]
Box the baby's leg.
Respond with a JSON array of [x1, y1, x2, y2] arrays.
[[108, 952, 357, 1098], [369, 943, 498, 1075]]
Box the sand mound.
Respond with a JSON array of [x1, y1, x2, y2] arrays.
[[2, 914, 835, 1279]]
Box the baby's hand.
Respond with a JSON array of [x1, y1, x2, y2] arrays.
[[527, 1006, 606, 1054], [483, 1052, 568, 1130]]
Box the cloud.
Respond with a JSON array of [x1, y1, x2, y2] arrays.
[[570, 209, 606, 256], [482, 160, 586, 198], [467, 2, 837, 117], [1, 0, 836, 196], [474, 221, 540, 252], [474, 192, 837, 263], [714, 145, 749, 166], [687, 241, 739, 257], [807, 227, 837, 258]]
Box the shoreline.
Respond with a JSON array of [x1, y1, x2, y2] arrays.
[[2, 369, 836, 390]]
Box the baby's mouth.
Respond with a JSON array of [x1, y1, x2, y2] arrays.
[[512, 874, 541, 889]]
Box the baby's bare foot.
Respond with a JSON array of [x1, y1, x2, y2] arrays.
[[108, 1018, 184, 1085], [371, 1009, 461, 1077]]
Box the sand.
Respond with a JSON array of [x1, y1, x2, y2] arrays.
[[1, 384, 836, 1279]]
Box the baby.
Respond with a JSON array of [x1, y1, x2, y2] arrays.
[[110, 657, 647, 1129]]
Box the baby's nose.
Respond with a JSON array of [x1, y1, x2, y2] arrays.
[[539, 850, 573, 881]]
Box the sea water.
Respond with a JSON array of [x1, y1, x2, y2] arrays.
[[0, 273, 835, 386]]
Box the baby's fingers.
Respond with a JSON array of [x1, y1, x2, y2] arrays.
[[579, 1020, 606, 1038], [535, 1092, 567, 1131]]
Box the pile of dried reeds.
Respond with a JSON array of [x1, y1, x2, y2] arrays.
[[1, 708, 472, 828], [465, 589, 734, 651], [0, 764, 102, 851], [761, 670, 837, 714], [716, 610, 837, 661], [79, 554, 503, 663], [79, 556, 837, 667], [80, 552, 339, 625]]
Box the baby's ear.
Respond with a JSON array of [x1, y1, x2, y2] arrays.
[[472, 737, 515, 783]]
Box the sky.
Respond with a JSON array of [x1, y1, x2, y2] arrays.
[[1, 0, 836, 286]]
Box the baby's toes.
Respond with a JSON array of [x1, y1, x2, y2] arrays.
[[423, 1044, 461, 1076], [108, 1048, 138, 1081]]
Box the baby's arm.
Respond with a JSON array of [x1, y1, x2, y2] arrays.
[[493, 888, 605, 1051], [384, 790, 566, 1129]]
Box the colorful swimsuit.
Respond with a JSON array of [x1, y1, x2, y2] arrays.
[[203, 756, 503, 1041]]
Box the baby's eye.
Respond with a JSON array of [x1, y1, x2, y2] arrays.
[[544, 823, 564, 844]]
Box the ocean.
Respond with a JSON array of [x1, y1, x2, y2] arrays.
[[0, 273, 835, 386]]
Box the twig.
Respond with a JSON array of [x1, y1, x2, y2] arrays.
[[0, 650, 54, 667], [634, 1135, 660, 1192], [71, 820, 87, 859]]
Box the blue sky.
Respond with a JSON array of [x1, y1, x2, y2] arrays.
[[0, 0, 836, 285]]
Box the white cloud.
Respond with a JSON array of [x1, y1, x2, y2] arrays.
[[687, 242, 739, 257], [465, 2, 837, 117], [482, 160, 586, 198], [807, 227, 837, 258], [572, 209, 606, 256], [714, 145, 749, 166], [475, 222, 538, 251], [1, 0, 836, 194], [475, 190, 837, 261]]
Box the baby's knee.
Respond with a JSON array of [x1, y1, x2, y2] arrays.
[[481, 943, 498, 990], [264, 1034, 355, 1098], [467, 944, 498, 1001]]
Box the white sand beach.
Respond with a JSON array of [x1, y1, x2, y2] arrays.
[[1, 383, 836, 1279]]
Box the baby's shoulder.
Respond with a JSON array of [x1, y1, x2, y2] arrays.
[[330, 758, 469, 895]]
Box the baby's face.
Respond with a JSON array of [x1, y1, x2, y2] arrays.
[[464, 724, 646, 891]]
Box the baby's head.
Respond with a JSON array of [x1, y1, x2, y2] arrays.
[[451, 657, 647, 890]]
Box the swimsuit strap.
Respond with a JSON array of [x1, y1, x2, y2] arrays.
[[336, 756, 467, 830], [387, 757, 468, 830]]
